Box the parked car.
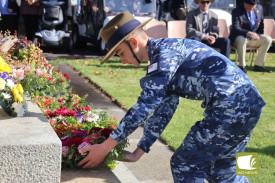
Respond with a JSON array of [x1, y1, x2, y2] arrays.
[[72, 0, 157, 53]]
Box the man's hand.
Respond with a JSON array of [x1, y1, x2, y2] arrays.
[[247, 31, 260, 40], [203, 35, 216, 45], [123, 147, 145, 162], [78, 137, 118, 168]]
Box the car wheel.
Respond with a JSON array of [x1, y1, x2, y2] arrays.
[[72, 26, 86, 48]]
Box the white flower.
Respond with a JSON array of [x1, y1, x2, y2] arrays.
[[6, 79, 15, 89], [2, 92, 11, 99], [11, 102, 27, 117], [56, 115, 64, 120], [86, 113, 99, 123]]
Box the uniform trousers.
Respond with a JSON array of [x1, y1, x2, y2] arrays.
[[232, 35, 272, 67], [170, 104, 262, 183]]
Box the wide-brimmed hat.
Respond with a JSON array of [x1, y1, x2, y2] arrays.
[[100, 11, 154, 64], [194, 0, 215, 4], [244, 0, 257, 5]]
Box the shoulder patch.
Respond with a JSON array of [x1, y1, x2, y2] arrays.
[[147, 62, 159, 74]]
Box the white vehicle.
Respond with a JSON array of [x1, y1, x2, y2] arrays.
[[72, 0, 156, 54]]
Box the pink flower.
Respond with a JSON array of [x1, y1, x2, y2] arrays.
[[62, 146, 70, 156], [13, 69, 25, 80], [36, 69, 43, 75]]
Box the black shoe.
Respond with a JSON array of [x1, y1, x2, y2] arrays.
[[253, 65, 272, 73], [238, 66, 247, 74]]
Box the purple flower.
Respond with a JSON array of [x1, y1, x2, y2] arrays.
[[75, 111, 84, 123], [0, 72, 9, 80], [72, 130, 87, 137], [62, 146, 70, 156]]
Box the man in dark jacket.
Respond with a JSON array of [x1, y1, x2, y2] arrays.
[[229, 0, 272, 73]]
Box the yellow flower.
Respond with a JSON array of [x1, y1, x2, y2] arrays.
[[11, 87, 24, 103], [75, 123, 84, 129], [0, 77, 6, 90], [17, 84, 24, 94], [0, 57, 12, 73]]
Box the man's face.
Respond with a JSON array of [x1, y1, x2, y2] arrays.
[[199, 0, 211, 12], [114, 41, 140, 67], [244, 3, 256, 12]]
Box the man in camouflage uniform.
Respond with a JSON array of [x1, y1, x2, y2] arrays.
[[78, 12, 265, 183]]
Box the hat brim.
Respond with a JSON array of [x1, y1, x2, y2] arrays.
[[194, 0, 215, 4], [101, 16, 155, 64]]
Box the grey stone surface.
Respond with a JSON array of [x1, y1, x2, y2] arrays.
[[0, 99, 62, 183]]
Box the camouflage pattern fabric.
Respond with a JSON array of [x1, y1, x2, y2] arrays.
[[110, 38, 265, 182]]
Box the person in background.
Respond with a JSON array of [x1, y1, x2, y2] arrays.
[[78, 11, 265, 183], [70, 0, 77, 25], [186, 0, 231, 58], [0, 0, 19, 35], [20, 0, 41, 41], [229, 0, 272, 73], [170, 0, 186, 20]]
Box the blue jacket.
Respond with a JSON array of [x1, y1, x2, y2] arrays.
[[110, 38, 265, 153], [229, 4, 264, 43]]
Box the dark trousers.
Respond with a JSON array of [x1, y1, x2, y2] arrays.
[[22, 15, 40, 41], [0, 14, 19, 35], [192, 36, 231, 58]]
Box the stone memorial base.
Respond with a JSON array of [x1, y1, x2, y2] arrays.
[[0, 99, 61, 183]]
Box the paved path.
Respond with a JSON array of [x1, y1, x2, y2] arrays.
[[58, 62, 175, 183]]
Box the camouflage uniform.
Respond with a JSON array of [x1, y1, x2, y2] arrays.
[[110, 38, 265, 183]]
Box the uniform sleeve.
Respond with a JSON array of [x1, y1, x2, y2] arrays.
[[109, 71, 169, 144], [110, 45, 183, 151], [137, 93, 180, 153]]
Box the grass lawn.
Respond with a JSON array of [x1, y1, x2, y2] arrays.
[[60, 52, 275, 183]]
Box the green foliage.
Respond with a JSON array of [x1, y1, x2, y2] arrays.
[[21, 69, 71, 98]]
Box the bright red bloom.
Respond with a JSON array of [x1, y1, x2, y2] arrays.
[[44, 100, 51, 105], [62, 136, 83, 148], [64, 73, 70, 81], [47, 75, 52, 81]]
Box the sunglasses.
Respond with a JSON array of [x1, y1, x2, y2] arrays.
[[201, 1, 211, 4]]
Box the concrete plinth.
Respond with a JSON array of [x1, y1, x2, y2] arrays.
[[0, 99, 62, 183]]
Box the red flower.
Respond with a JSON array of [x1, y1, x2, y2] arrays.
[[44, 109, 54, 117], [100, 128, 113, 138], [64, 73, 70, 81], [47, 75, 52, 81], [89, 127, 103, 134], [63, 136, 83, 148], [44, 100, 51, 105]]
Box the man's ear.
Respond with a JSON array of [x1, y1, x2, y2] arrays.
[[128, 37, 138, 48]]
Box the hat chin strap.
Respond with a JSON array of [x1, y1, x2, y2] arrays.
[[125, 39, 141, 64]]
